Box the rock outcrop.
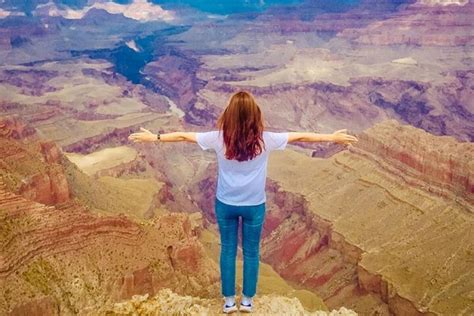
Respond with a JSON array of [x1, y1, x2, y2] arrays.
[[0, 179, 139, 278], [0, 176, 221, 314], [95, 288, 358, 316], [261, 119, 473, 315], [0, 115, 71, 205], [0, 114, 37, 140], [191, 118, 473, 315], [351, 119, 473, 207], [0, 117, 221, 314]]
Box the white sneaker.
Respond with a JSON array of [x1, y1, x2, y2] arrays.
[[239, 301, 253, 313], [223, 301, 238, 314]]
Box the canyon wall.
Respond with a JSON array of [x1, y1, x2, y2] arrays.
[[0, 116, 221, 314], [0, 115, 71, 205], [350, 119, 473, 208], [338, 1, 474, 46], [194, 69, 474, 144], [0, 174, 221, 314], [191, 119, 473, 315], [264, 119, 473, 315]]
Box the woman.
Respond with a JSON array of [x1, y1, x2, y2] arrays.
[[128, 91, 358, 314]]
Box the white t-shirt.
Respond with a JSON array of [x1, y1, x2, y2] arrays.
[[196, 130, 289, 206]]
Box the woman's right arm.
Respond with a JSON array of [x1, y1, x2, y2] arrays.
[[288, 129, 358, 145], [128, 127, 198, 143]]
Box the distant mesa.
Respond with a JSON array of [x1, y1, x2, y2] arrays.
[[338, 0, 474, 46]]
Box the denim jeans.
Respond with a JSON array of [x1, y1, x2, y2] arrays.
[[215, 196, 266, 298]]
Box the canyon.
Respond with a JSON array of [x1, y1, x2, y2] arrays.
[[190, 119, 473, 315], [0, 116, 218, 313], [1, 0, 473, 315], [0, 116, 340, 315]]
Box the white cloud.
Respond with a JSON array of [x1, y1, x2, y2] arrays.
[[41, 0, 175, 22], [0, 8, 26, 19], [207, 14, 228, 19], [0, 8, 10, 18], [418, 0, 469, 5]]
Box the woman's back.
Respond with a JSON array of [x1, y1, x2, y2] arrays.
[[196, 130, 288, 206]]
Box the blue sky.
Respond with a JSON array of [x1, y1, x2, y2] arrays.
[[1, 0, 413, 17], [1, 0, 364, 15]]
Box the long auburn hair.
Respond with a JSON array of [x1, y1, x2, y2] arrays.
[[217, 91, 265, 162]]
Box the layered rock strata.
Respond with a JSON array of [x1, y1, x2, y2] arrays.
[[338, 1, 474, 46], [0, 116, 221, 314], [263, 119, 473, 315], [192, 119, 473, 315], [0, 115, 70, 205], [0, 178, 221, 314], [195, 69, 474, 143]]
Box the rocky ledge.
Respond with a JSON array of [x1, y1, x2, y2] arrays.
[[95, 287, 357, 316]]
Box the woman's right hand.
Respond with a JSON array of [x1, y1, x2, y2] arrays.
[[331, 129, 358, 145]]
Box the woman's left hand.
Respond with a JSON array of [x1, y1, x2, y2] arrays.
[[331, 129, 358, 145], [128, 127, 157, 143]]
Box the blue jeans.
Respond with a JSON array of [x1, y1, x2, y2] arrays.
[[215, 197, 266, 297]]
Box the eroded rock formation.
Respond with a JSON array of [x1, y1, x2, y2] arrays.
[[95, 288, 357, 316], [351, 119, 473, 207], [263, 119, 473, 315], [194, 69, 474, 143], [191, 119, 473, 315], [0, 176, 221, 314], [0, 115, 70, 205], [338, 1, 474, 46], [0, 117, 221, 314]]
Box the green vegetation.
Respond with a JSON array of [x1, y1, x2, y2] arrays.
[[22, 258, 61, 296], [0, 213, 33, 245]]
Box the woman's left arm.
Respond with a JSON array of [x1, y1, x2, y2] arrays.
[[128, 127, 197, 143]]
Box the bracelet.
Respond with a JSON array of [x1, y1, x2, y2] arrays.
[[155, 132, 160, 142]]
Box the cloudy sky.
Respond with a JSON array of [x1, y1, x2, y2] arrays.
[[0, 0, 310, 15]]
